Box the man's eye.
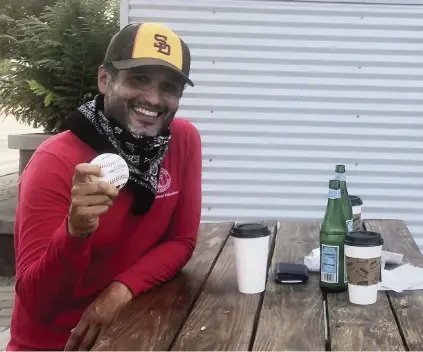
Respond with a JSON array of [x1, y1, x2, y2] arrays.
[[132, 76, 149, 83], [163, 83, 179, 93]]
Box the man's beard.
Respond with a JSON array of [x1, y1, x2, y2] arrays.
[[104, 95, 175, 137], [120, 110, 175, 137]]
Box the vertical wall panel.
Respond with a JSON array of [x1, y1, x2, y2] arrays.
[[125, 0, 423, 248]]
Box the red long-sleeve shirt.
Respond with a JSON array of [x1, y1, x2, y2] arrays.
[[7, 118, 202, 351]]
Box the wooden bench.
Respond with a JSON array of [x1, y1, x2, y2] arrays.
[[90, 219, 423, 351]]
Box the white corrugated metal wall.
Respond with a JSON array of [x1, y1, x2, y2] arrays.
[[122, 0, 423, 249]]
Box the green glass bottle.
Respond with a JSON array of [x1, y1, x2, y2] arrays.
[[335, 165, 353, 233], [319, 179, 348, 292]]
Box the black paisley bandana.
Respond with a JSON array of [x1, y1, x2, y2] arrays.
[[61, 94, 171, 215]]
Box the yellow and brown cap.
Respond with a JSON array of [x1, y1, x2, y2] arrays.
[[104, 22, 194, 87]]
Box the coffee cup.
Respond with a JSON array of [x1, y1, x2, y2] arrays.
[[231, 223, 270, 294], [344, 231, 383, 305], [349, 195, 363, 231]]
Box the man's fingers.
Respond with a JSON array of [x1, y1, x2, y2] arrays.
[[73, 163, 102, 184], [77, 325, 101, 351], [71, 195, 113, 208], [72, 181, 119, 199], [73, 205, 111, 218], [71, 182, 119, 201], [64, 322, 88, 351], [95, 182, 119, 200], [94, 325, 111, 349]]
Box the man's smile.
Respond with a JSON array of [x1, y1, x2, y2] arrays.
[[132, 106, 161, 118], [127, 104, 168, 133]]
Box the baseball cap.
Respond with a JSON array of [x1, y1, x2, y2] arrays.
[[103, 22, 194, 87]]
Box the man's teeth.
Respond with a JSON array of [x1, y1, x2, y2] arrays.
[[133, 107, 159, 117]]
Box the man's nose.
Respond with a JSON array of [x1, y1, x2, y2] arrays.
[[143, 86, 161, 107]]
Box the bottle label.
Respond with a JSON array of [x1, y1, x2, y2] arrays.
[[346, 219, 353, 232], [335, 172, 346, 181], [328, 189, 341, 199], [321, 244, 339, 283]]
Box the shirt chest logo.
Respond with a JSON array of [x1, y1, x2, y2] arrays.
[[157, 168, 171, 194], [156, 168, 179, 200]]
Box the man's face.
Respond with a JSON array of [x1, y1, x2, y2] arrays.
[[98, 65, 184, 137]]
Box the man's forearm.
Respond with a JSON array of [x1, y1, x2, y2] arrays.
[[113, 238, 195, 296]]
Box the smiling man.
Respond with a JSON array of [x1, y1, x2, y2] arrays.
[[7, 23, 202, 351]]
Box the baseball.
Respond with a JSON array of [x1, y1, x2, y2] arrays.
[[89, 153, 129, 190]]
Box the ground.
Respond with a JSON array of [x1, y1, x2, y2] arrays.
[[0, 277, 14, 351]]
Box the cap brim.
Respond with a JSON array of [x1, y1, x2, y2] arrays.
[[111, 58, 194, 87]]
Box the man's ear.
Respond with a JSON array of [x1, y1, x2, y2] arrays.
[[180, 83, 187, 98], [98, 65, 109, 94]]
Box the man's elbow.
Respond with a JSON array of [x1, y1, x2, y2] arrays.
[[183, 237, 196, 261], [16, 293, 58, 325], [176, 236, 197, 268], [15, 281, 59, 325]]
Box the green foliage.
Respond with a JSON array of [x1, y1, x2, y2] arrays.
[[0, 0, 119, 132], [0, 0, 58, 60]]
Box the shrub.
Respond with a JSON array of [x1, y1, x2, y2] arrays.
[[0, 0, 58, 61], [0, 0, 119, 132]]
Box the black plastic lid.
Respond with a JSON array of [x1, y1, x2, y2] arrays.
[[349, 195, 363, 206], [231, 223, 270, 238], [344, 231, 383, 247]]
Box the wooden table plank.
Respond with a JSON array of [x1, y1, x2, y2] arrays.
[[365, 219, 423, 351], [328, 291, 405, 351], [253, 220, 326, 351], [92, 222, 234, 351], [170, 221, 277, 351], [328, 219, 405, 351]]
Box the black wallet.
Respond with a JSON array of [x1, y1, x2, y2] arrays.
[[274, 262, 309, 284]]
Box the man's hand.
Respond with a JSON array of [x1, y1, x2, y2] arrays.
[[64, 281, 133, 351], [68, 163, 119, 238]]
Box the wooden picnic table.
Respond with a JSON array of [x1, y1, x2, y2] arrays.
[[91, 219, 423, 351]]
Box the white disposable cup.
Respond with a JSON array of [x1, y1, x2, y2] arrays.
[[232, 223, 270, 294], [345, 234, 383, 305], [349, 195, 363, 231]]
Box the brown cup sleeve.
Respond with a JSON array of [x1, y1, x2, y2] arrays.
[[353, 213, 362, 231], [346, 256, 381, 286]]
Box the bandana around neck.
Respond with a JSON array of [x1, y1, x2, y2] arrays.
[[61, 94, 171, 215]]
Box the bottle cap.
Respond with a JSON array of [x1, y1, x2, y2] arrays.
[[349, 195, 363, 206], [231, 223, 270, 238], [329, 179, 340, 189], [345, 231, 383, 247], [335, 165, 346, 173]]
